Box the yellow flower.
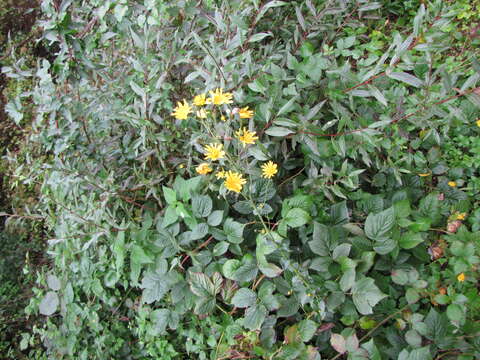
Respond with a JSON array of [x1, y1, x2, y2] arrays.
[[456, 212, 467, 220], [448, 181, 457, 187], [457, 273, 466, 282], [193, 94, 207, 106], [196, 163, 213, 175], [418, 173, 431, 177], [261, 161, 278, 179], [216, 169, 227, 179], [204, 143, 225, 161], [476, 119, 480, 128], [239, 106, 254, 119], [235, 127, 258, 147], [221, 115, 226, 122], [196, 109, 208, 119], [171, 100, 192, 120], [206, 88, 233, 105], [224, 171, 246, 193]]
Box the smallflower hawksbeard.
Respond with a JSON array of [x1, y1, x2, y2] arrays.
[[171, 100, 192, 120], [204, 143, 225, 161], [196, 163, 212, 175], [261, 161, 278, 179], [236, 127, 258, 147], [206, 88, 233, 105], [193, 94, 207, 106], [239, 106, 254, 119], [224, 171, 246, 193]]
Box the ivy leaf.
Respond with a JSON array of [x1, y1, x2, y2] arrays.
[[232, 288, 257, 308], [365, 207, 395, 241], [352, 277, 387, 315], [243, 304, 267, 330], [39, 291, 59, 316]]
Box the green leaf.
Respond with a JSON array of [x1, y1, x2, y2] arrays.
[[249, 32, 273, 43], [222, 259, 241, 280], [284, 208, 310, 228], [232, 288, 257, 308], [141, 265, 175, 304], [213, 241, 229, 256], [189, 272, 222, 298], [244, 304, 267, 330], [399, 232, 424, 249], [394, 199, 411, 218], [223, 218, 245, 244], [162, 206, 178, 228], [330, 201, 349, 225], [39, 291, 59, 316], [47, 274, 61, 291], [151, 309, 170, 335], [112, 231, 125, 272], [265, 126, 295, 137], [298, 319, 317, 342], [446, 304, 464, 324], [352, 277, 387, 315], [249, 178, 276, 202], [365, 207, 395, 240], [192, 195, 212, 218], [277, 96, 297, 116], [362, 339, 381, 360], [258, 262, 283, 278], [387, 71, 423, 88], [208, 210, 223, 226], [190, 223, 209, 240], [309, 223, 332, 256], [163, 186, 177, 205], [330, 333, 346, 354]]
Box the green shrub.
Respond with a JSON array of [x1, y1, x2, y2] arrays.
[[4, 0, 480, 359]]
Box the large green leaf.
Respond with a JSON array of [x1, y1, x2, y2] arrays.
[[243, 304, 267, 330], [284, 208, 310, 228], [352, 277, 387, 315], [365, 207, 395, 241], [232, 288, 257, 308]]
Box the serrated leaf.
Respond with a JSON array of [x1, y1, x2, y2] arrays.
[[244, 304, 267, 330], [284, 208, 310, 228], [298, 320, 317, 342], [223, 218, 245, 244], [365, 207, 395, 241], [232, 288, 257, 308], [192, 195, 212, 218], [352, 277, 387, 315]]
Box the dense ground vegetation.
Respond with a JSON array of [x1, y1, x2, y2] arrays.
[[2, 0, 480, 359]]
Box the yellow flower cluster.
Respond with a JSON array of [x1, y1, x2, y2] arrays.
[[180, 88, 280, 194]]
